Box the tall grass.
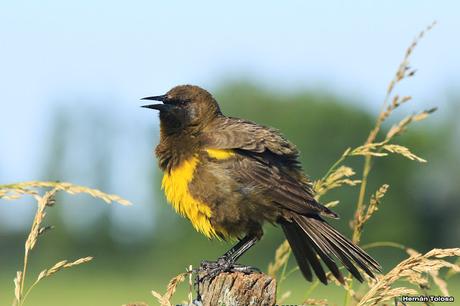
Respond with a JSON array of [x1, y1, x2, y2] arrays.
[[0, 181, 130, 306], [2, 22, 458, 306], [268, 21, 460, 306], [150, 22, 460, 306]]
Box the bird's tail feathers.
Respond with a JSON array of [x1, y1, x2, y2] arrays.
[[280, 215, 381, 285]]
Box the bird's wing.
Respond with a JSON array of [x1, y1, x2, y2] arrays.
[[232, 152, 338, 217], [203, 116, 299, 157], [203, 116, 337, 218]]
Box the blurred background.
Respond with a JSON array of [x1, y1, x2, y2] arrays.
[[1, 1, 459, 305]]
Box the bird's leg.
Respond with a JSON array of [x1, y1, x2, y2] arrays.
[[194, 235, 260, 301], [197, 234, 260, 282], [222, 234, 259, 260]]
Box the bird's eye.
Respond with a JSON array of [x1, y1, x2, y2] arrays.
[[164, 97, 191, 106], [175, 98, 190, 105]]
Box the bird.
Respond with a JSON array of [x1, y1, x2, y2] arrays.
[[142, 85, 381, 285]]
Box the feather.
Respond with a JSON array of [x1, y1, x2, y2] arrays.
[[284, 215, 381, 284]]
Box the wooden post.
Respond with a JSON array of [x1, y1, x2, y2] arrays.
[[196, 272, 277, 306]]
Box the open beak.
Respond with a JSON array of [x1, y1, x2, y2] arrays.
[[141, 95, 172, 111]]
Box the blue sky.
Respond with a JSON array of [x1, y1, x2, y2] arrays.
[[0, 1, 458, 234]]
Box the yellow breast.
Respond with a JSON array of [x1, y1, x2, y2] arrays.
[[161, 149, 235, 239], [161, 155, 218, 238]]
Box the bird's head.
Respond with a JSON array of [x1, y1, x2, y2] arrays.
[[142, 85, 221, 132]]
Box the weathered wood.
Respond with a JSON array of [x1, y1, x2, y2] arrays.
[[197, 272, 277, 306]]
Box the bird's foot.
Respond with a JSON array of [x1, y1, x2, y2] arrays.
[[194, 257, 260, 285]]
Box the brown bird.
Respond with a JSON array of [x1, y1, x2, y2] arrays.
[[142, 85, 381, 284]]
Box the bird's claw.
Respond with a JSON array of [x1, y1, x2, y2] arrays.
[[230, 263, 261, 274], [194, 257, 260, 287]]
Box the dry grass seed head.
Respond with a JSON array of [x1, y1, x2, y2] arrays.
[[186, 265, 193, 305], [386, 107, 437, 140], [14, 271, 22, 302], [6, 182, 130, 306], [358, 248, 460, 306], [366, 21, 436, 145], [25, 189, 57, 252], [0, 187, 38, 200], [36, 257, 93, 282], [1, 181, 131, 206], [324, 200, 340, 208], [354, 184, 389, 237], [151, 272, 188, 306], [351, 143, 388, 157], [313, 165, 361, 199], [382, 144, 426, 163], [351, 142, 426, 163]]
